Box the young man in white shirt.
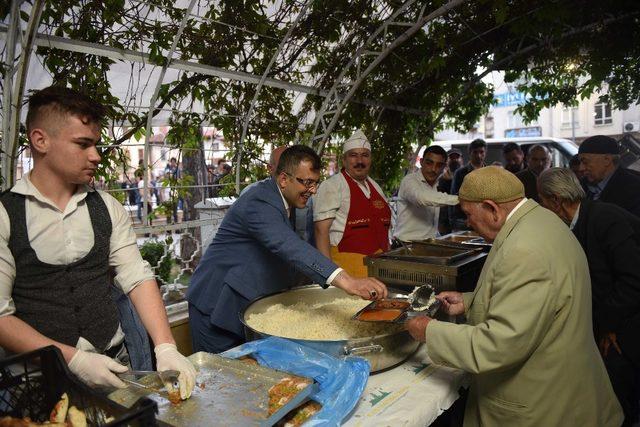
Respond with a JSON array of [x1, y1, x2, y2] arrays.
[[394, 145, 459, 241], [0, 86, 195, 399]]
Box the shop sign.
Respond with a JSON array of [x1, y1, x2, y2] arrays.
[[504, 126, 542, 137]]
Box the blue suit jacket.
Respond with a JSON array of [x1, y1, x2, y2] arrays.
[[186, 178, 338, 337], [241, 178, 315, 245]]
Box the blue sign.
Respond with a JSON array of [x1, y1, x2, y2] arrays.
[[494, 92, 529, 107], [504, 127, 542, 138]]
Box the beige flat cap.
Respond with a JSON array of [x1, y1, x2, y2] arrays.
[[459, 166, 525, 203]]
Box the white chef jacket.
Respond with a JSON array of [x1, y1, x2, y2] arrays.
[[393, 170, 459, 241]]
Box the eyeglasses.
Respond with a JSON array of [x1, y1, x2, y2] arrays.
[[284, 172, 321, 190]]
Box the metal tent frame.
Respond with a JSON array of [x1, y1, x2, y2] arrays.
[[1, 0, 444, 191]]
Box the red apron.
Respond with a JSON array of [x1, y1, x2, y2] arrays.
[[338, 169, 391, 255]]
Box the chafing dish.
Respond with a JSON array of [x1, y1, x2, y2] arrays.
[[365, 240, 487, 292]]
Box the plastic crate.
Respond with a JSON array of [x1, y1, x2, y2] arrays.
[[0, 346, 158, 426]]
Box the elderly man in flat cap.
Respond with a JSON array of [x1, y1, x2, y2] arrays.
[[405, 166, 622, 427], [314, 130, 391, 277], [579, 134, 640, 217]]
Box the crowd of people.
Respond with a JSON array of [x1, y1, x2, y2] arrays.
[[189, 129, 640, 426], [112, 155, 233, 225], [2, 86, 639, 426]]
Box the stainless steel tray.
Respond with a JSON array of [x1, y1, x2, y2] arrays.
[[108, 352, 318, 426], [352, 297, 441, 324], [374, 241, 479, 264], [436, 233, 492, 251], [351, 298, 411, 323]]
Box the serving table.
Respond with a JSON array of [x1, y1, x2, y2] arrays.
[[344, 344, 467, 427]]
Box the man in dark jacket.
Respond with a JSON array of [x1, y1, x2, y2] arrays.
[[515, 144, 550, 202], [449, 139, 486, 230], [437, 148, 463, 195], [578, 134, 640, 217], [539, 167, 640, 426], [437, 148, 463, 234], [502, 142, 525, 173]]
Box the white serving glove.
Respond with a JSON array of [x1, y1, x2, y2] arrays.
[[154, 343, 197, 399], [68, 349, 128, 388]]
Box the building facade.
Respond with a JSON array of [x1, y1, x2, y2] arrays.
[[436, 74, 640, 144]]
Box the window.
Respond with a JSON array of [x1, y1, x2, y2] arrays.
[[594, 102, 612, 125], [561, 107, 579, 127], [484, 116, 494, 138], [507, 110, 537, 129]]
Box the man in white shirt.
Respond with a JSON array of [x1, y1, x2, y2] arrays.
[[394, 145, 459, 241], [314, 130, 391, 277], [0, 86, 195, 399]]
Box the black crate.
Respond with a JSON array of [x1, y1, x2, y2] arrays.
[[0, 346, 158, 426]]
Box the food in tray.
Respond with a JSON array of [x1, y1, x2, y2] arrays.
[[357, 308, 405, 322], [239, 356, 259, 365], [0, 394, 87, 427], [49, 393, 87, 427], [354, 298, 412, 322], [374, 299, 410, 310], [268, 376, 312, 416], [66, 406, 87, 427], [166, 388, 181, 405], [0, 417, 62, 426], [0, 417, 63, 426], [49, 392, 69, 423], [246, 297, 404, 340], [276, 400, 322, 427]]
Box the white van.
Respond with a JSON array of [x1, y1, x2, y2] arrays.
[[430, 137, 578, 168]]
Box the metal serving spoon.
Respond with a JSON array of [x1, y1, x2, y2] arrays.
[[117, 370, 180, 397], [392, 238, 413, 254], [407, 285, 441, 315]]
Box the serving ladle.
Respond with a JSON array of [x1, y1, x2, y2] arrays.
[[406, 285, 441, 317]]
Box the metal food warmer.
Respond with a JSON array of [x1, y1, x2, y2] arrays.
[[436, 230, 493, 252], [365, 239, 488, 293]]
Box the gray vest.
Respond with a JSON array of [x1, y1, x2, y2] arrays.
[[0, 191, 119, 351]]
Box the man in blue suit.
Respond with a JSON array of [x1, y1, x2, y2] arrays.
[[241, 145, 315, 245], [187, 145, 388, 352]]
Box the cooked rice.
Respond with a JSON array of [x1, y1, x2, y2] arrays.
[[246, 297, 404, 340]]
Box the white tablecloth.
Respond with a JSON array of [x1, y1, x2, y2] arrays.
[[344, 345, 467, 427]]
